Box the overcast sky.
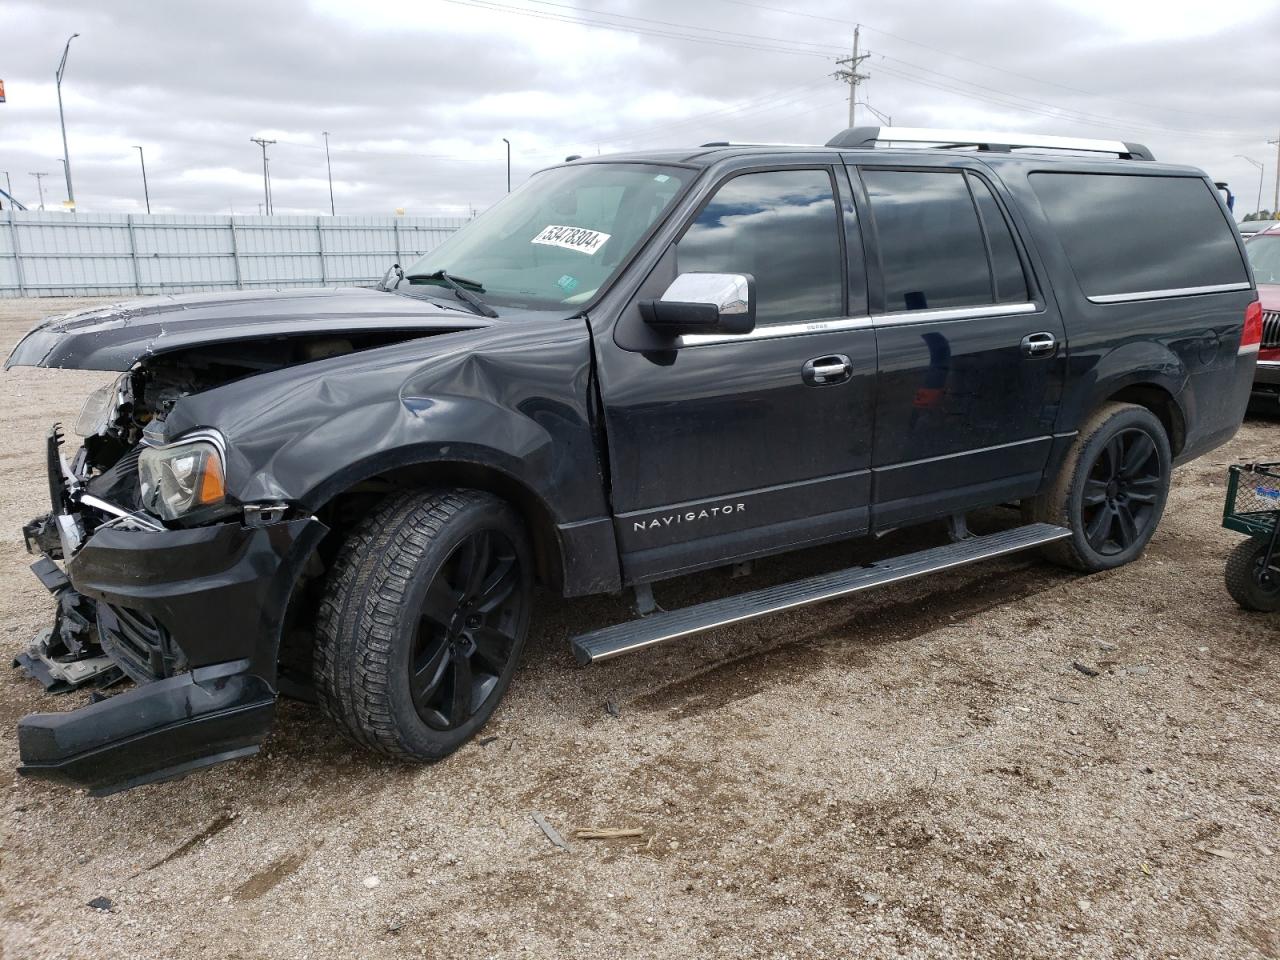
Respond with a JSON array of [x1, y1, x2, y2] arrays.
[[3, 0, 1278, 219]]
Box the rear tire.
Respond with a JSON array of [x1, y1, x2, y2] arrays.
[[1224, 536, 1280, 612], [1025, 402, 1172, 572], [314, 489, 532, 760]]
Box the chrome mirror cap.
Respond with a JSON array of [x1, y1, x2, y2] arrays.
[[660, 272, 751, 315]]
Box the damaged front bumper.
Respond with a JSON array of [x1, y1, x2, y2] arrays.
[[16, 480, 326, 795]]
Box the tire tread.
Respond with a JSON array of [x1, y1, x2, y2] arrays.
[[314, 489, 500, 759]]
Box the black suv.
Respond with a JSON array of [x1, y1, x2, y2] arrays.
[[7, 126, 1259, 794]]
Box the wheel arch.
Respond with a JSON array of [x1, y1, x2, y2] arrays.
[[1103, 381, 1186, 457], [309, 453, 570, 593]]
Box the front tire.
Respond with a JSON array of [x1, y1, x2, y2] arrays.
[[1224, 536, 1280, 612], [314, 490, 532, 760], [1027, 402, 1172, 572]]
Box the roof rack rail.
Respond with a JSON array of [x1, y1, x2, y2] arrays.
[[825, 126, 1154, 161], [699, 141, 814, 148]]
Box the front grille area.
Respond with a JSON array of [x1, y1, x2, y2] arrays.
[[85, 446, 144, 511], [97, 602, 188, 683], [1262, 310, 1280, 349]]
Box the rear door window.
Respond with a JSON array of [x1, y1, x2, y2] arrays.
[[862, 169, 992, 311], [677, 169, 844, 325], [1029, 172, 1248, 299]]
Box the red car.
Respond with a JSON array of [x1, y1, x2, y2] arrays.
[[1247, 226, 1280, 406]]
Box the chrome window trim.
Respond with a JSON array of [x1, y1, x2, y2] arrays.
[[680, 315, 874, 346], [874, 301, 1037, 328], [678, 301, 1038, 346], [1088, 282, 1252, 304], [1255, 358, 1280, 367]]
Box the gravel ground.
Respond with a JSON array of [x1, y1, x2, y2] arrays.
[[0, 296, 1277, 960]]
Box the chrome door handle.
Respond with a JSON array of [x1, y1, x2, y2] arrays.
[[1021, 331, 1058, 358], [802, 355, 852, 385]]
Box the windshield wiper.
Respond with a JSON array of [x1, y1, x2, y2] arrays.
[[407, 269, 498, 318]]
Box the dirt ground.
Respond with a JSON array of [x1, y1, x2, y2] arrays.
[[0, 295, 1276, 960]]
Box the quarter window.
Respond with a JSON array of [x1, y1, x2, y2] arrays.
[[1030, 173, 1248, 299], [862, 169, 992, 311], [677, 169, 844, 325]]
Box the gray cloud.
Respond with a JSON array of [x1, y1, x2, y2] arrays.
[[2, 0, 1277, 217]]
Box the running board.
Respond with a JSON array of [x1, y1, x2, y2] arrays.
[[571, 522, 1070, 665]]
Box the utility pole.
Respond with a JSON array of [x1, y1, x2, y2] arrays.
[[30, 172, 48, 210], [133, 145, 151, 214], [322, 131, 335, 215], [502, 137, 511, 193], [5, 171, 13, 204], [250, 137, 275, 215], [834, 25, 869, 129], [56, 33, 79, 210], [1270, 130, 1280, 213]]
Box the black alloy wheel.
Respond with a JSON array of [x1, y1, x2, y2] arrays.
[[1080, 427, 1164, 556], [314, 489, 533, 760], [1025, 401, 1172, 572], [411, 529, 524, 730]]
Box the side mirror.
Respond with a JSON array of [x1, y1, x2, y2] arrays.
[[639, 272, 756, 336]]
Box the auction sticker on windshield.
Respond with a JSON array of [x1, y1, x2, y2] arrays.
[[531, 225, 611, 255]]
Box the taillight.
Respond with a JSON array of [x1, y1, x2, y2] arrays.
[[1240, 300, 1262, 355]]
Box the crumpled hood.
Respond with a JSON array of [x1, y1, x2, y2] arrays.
[[4, 287, 493, 372]]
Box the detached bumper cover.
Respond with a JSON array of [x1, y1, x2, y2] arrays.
[[16, 514, 327, 794], [18, 664, 275, 795]]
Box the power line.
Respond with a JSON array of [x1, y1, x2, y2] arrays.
[[709, 0, 1256, 124], [510, 0, 843, 54], [873, 59, 1250, 140], [435, 0, 842, 58], [871, 53, 1247, 138]]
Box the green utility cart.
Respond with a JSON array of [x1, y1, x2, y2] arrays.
[[1223, 461, 1280, 611]]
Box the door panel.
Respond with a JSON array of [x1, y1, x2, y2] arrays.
[[855, 164, 1067, 528], [597, 163, 876, 583]]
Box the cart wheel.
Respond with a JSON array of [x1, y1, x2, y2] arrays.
[[1224, 536, 1280, 612]]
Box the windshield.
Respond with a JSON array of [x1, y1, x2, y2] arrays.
[[405, 163, 689, 308], [1247, 236, 1280, 284]]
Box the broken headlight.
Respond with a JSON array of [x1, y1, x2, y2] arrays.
[[74, 377, 125, 438], [138, 437, 227, 522]]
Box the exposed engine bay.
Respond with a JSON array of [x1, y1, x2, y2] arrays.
[[14, 330, 434, 695], [77, 332, 418, 482]]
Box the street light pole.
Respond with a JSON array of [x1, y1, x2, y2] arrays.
[[56, 33, 80, 211], [1236, 155, 1264, 218], [322, 131, 335, 215], [133, 146, 151, 214], [502, 137, 511, 193]]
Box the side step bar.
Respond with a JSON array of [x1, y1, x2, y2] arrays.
[[571, 522, 1070, 665]]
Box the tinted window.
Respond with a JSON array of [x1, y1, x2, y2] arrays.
[[1030, 172, 1248, 298], [863, 169, 991, 311], [969, 174, 1030, 303], [678, 169, 843, 325]]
